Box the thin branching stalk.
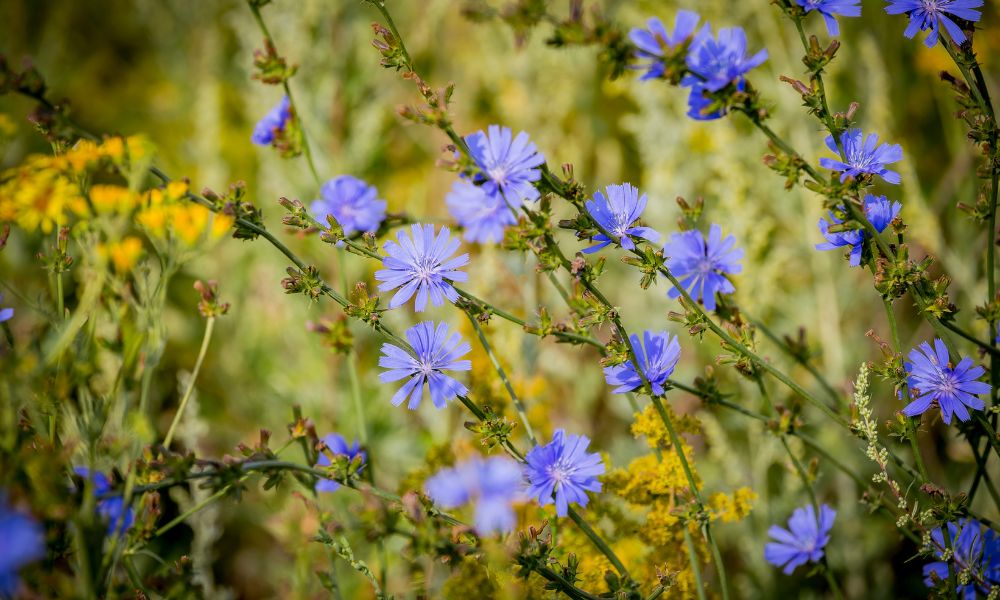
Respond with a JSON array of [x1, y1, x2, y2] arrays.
[[163, 316, 216, 449]]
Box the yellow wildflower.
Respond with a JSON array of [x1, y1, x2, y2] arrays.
[[135, 191, 232, 247], [100, 136, 125, 161], [165, 180, 189, 201], [100, 236, 144, 273], [709, 487, 756, 523], [631, 404, 701, 449], [89, 184, 138, 215], [47, 140, 103, 173], [0, 158, 87, 233], [605, 452, 700, 505]]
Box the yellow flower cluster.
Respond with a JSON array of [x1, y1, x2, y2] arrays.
[[136, 181, 232, 246], [709, 487, 757, 523], [592, 404, 756, 598], [631, 403, 700, 449], [0, 154, 87, 233], [605, 452, 700, 505], [98, 237, 144, 273], [0, 136, 150, 233]]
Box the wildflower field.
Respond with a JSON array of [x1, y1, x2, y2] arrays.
[[1, 0, 1000, 598]]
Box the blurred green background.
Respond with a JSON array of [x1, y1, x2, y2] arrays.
[[1, 0, 999, 597]]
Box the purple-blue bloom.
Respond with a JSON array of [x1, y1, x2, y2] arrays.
[[0, 495, 44, 597], [629, 11, 701, 81], [73, 467, 134, 537], [816, 194, 901, 267], [314, 433, 366, 493], [465, 125, 545, 209], [795, 0, 862, 36], [374, 224, 469, 311], [903, 338, 990, 424], [923, 519, 1000, 598], [445, 180, 517, 244], [524, 429, 604, 517], [681, 27, 767, 120], [251, 96, 292, 146], [885, 0, 983, 47], [378, 321, 471, 409], [310, 175, 386, 237], [765, 504, 836, 574], [424, 456, 524, 534], [664, 224, 743, 311], [582, 183, 660, 253], [602, 331, 681, 396], [820, 128, 903, 185], [0, 293, 12, 323]]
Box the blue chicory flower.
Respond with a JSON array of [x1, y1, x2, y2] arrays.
[[251, 96, 292, 146], [524, 429, 604, 517], [903, 338, 990, 424], [374, 224, 469, 312], [465, 125, 545, 209], [664, 224, 743, 311], [424, 456, 524, 534], [603, 330, 682, 396], [0, 495, 44, 597], [681, 26, 768, 120], [765, 504, 836, 574], [0, 293, 12, 323], [885, 0, 983, 47], [314, 433, 366, 493], [582, 183, 660, 253], [629, 11, 702, 81], [795, 0, 862, 36], [73, 468, 134, 537], [923, 519, 1000, 598], [819, 128, 903, 184], [816, 194, 901, 267], [446, 180, 517, 244], [310, 175, 387, 237], [378, 321, 471, 409]]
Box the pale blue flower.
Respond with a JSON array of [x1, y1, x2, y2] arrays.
[[583, 183, 660, 253], [425, 456, 524, 534], [310, 175, 386, 236], [378, 321, 471, 409], [374, 224, 469, 311], [524, 430, 604, 516]]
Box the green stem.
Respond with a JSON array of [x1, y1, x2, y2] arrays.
[[567, 507, 630, 580], [882, 298, 929, 482], [943, 524, 959, 596], [366, 0, 413, 69], [534, 566, 603, 600], [823, 561, 844, 600], [968, 439, 1000, 513], [644, 584, 667, 600], [660, 263, 847, 428], [746, 313, 840, 406], [154, 485, 230, 537], [464, 311, 537, 444], [122, 556, 152, 597], [333, 249, 369, 445], [56, 270, 64, 319], [163, 316, 216, 449], [650, 396, 729, 600], [758, 375, 820, 512], [247, 0, 322, 188], [681, 526, 708, 600], [975, 413, 1000, 460]]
